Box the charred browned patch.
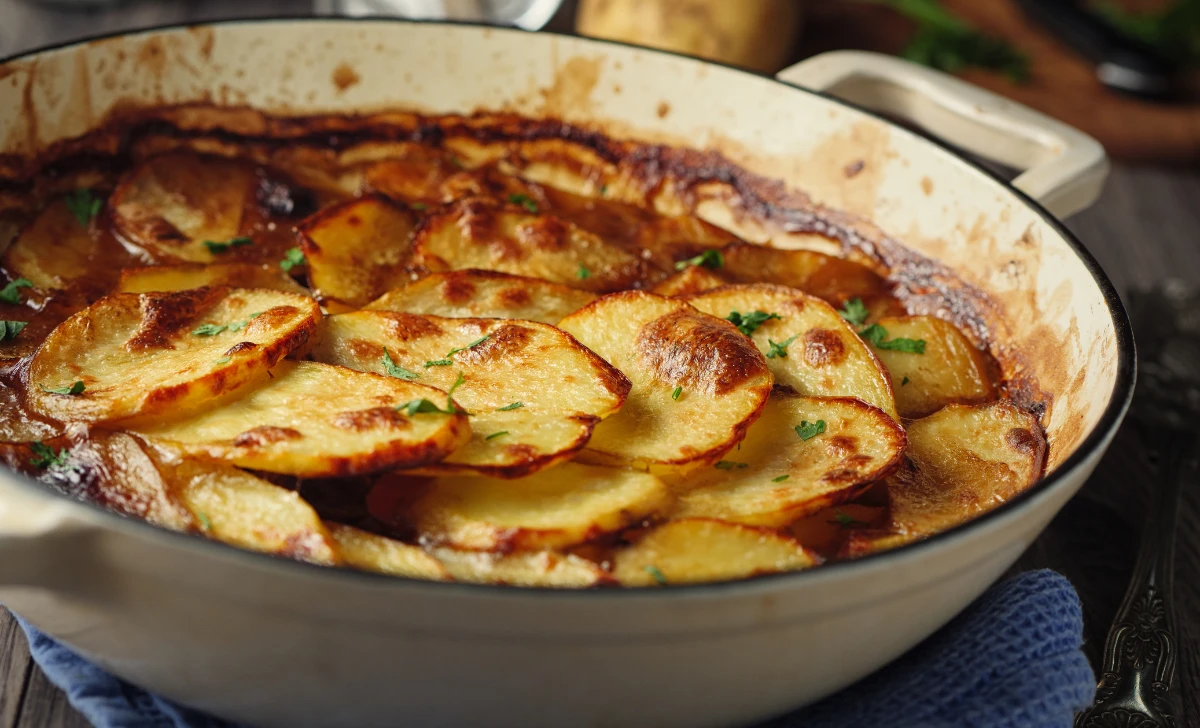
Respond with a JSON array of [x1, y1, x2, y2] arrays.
[[234, 425, 302, 447], [346, 338, 386, 361], [515, 216, 569, 253], [804, 329, 846, 368], [378, 311, 444, 341], [332, 63, 361, 92], [636, 309, 769, 396], [825, 435, 858, 458], [497, 285, 531, 307], [244, 305, 301, 335], [438, 274, 477, 303], [502, 442, 541, 460], [1005, 427, 1040, 456], [332, 406, 412, 432], [126, 287, 225, 351], [458, 324, 531, 365], [223, 341, 257, 356]]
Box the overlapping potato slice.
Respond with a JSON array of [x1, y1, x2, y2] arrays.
[[671, 395, 906, 527], [407, 462, 669, 551], [720, 242, 889, 306], [633, 216, 735, 272], [28, 287, 319, 423], [612, 518, 817, 586], [116, 263, 308, 295], [411, 198, 654, 292], [1, 198, 125, 291], [313, 311, 629, 477], [865, 315, 995, 419], [296, 194, 418, 307], [558, 291, 773, 473], [790, 503, 887, 555], [431, 547, 610, 587], [651, 265, 727, 298], [0, 384, 61, 443], [365, 269, 595, 324], [136, 360, 470, 477], [684, 284, 898, 420], [327, 524, 449, 580]]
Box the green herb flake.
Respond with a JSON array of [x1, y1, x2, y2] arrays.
[[226, 313, 262, 333], [40, 381, 85, 396], [191, 323, 228, 337], [508, 193, 539, 213], [411, 202, 429, 211], [196, 510, 213, 532], [766, 334, 799, 359], [213, 356, 232, 365], [772, 474, 791, 483], [726, 309, 781, 336], [828, 509, 870, 529], [0, 278, 33, 305], [0, 320, 28, 342], [674, 249, 724, 271], [29, 441, 69, 470], [859, 323, 926, 354], [424, 359, 453, 368], [382, 350, 419, 381], [901, 376, 910, 386], [577, 265, 591, 280], [64, 189, 103, 227], [795, 420, 827, 441], [497, 402, 524, 411], [838, 297, 870, 326], [872, 0, 1030, 83], [485, 431, 510, 441], [715, 460, 749, 470], [671, 386, 682, 401], [599, 184, 608, 196], [445, 371, 469, 415], [644, 565, 668, 586], [279, 247, 306, 272], [396, 398, 456, 416], [202, 236, 253, 254]]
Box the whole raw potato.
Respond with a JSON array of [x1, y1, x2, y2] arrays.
[[576, 0, 804, 73]]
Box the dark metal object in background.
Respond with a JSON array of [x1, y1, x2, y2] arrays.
[[1075, 281, 1200, 727]]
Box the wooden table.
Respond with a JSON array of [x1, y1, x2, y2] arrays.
[[1, 1, 1198, 726]]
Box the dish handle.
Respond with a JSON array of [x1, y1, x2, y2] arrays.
[[776, 50, 1109, 219], [0, 477, 92, 587]]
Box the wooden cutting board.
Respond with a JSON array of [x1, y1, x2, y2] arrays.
[[799, 0, 1200, 164]]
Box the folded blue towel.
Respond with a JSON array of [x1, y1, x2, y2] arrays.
[[15, 569, 1096, 728]]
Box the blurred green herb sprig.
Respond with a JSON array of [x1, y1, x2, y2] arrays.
[[1095, 0, 1200, 66]]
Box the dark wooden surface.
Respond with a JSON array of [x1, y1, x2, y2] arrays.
[[1, 1, 1199, 726]]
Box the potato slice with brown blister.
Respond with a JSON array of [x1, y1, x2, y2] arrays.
[[685, 284, 897, 420], [296, 194, 419, 307], [366, 269, 595, 324], [313, 311, 629, 477], [327, 524, 449, 580], [135, 361, 470, 477], [612, 518, 817, 586], [116, 263, 309, 296], [431, 547, 609, 587], [411, 198, 654, 293], [408, 462, 669, 551], [558, 291, 773, 473], [28, 287, 320, 423], [671, 395, 906, 527], [651, 265, 728, 298], [865, 316, 995, 419], [2, 198, 125, 291], [720, 242, 888, 306]]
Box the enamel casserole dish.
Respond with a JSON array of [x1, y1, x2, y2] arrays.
[[0, 19, 1134, 728]]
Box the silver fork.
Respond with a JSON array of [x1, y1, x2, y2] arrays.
[[1075, 280, 1200, 728]]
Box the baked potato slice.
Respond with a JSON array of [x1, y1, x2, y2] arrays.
[[296, 194, 418, 307], [1, 197, 120, 291], [313, 312, 630, 477], [651, 265, 728, 298], [116, 263, 308, 295], [365, 270, 596, 324], [135, 360, 470, 477], [720, 242, 888, 306], [28, 287, 320, 423], [327, 524, 449, 580], [684, 284, 898, 420], [612, 518, 817, 586], [407, 462, 670, 551], [671, 395, 906, 527], [790, 503, 887, 555], [634, 216, 735, 272], [0, 383, 61, 443], [865, 315, 995, 419], [557, 291, 773, 473], [411, 198, 653, 293], [431, 547, 609, 587]]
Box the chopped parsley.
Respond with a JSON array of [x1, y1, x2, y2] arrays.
[[859, 324, 926, 354], [428, 335, 490, 367], [64, 189, 103, 227], [715, 460, 749, 470], [726, 309, 781, 336], [838, 297, 870, 326], [599, 184, 608, 196], [485, 431, 510, 441], [202, 236, 253, 254], [213, 356, 232, 365], [411, 202, 428, 211], [772, 474, 791, 483], [29, 441, 69, 470], [196, 510, 213, 532], [577, 265, 591, 280], [424, 358, 452, 368], [901, 376, 910, 386], [279, 247, 306, 272], [879, 0, 1030, 83], [396, 398, 458, 416], [795, 420, 827, 441], [766, 334, 799, 359], [671, 386, 682, 401], [191, 312, 262, 337], [828, 509, 870, 529], [0, 278, 33, 305], [40, 381, 84, 396], [0, 320, 28, 342], [674, 249, 724, 271], [644, 565, 668, 586], [508, 193, 539, 213], [496, 402, 524, 411], [382, 350, 419, 381]]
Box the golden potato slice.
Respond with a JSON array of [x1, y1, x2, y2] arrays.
[[135, 360, 470, 477], [28, 287, 320, 423], [313, 312, 629, 477], [116, 263, 308, 295], [671, 395, 906, 527], [411, 198, 653, 293], [296, 194, 418, 307], [0, 383, 61, 443], [651, 265, 728, 298], [865, 316, 995, 419], [366, 270, 595, 324], [612, 518, 817, 586], [431, 547, 609, 587], [720, 242, 888, 306], [634, 216, 735, 272], [327, 524, 449, 580], [790, 504, 887, 555], [684, 284, 897, 420], [558, 291, 773, 473], [1, 197, 121, 291], [407, 462, 670, 551]]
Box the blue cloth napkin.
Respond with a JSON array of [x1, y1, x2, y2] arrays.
[[15, 569, 1096, 728]]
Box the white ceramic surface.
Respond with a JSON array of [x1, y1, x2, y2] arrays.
[[0, 20, 1134, 728]]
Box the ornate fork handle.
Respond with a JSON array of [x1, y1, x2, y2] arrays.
[[1075, 428, 1194, 728]]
